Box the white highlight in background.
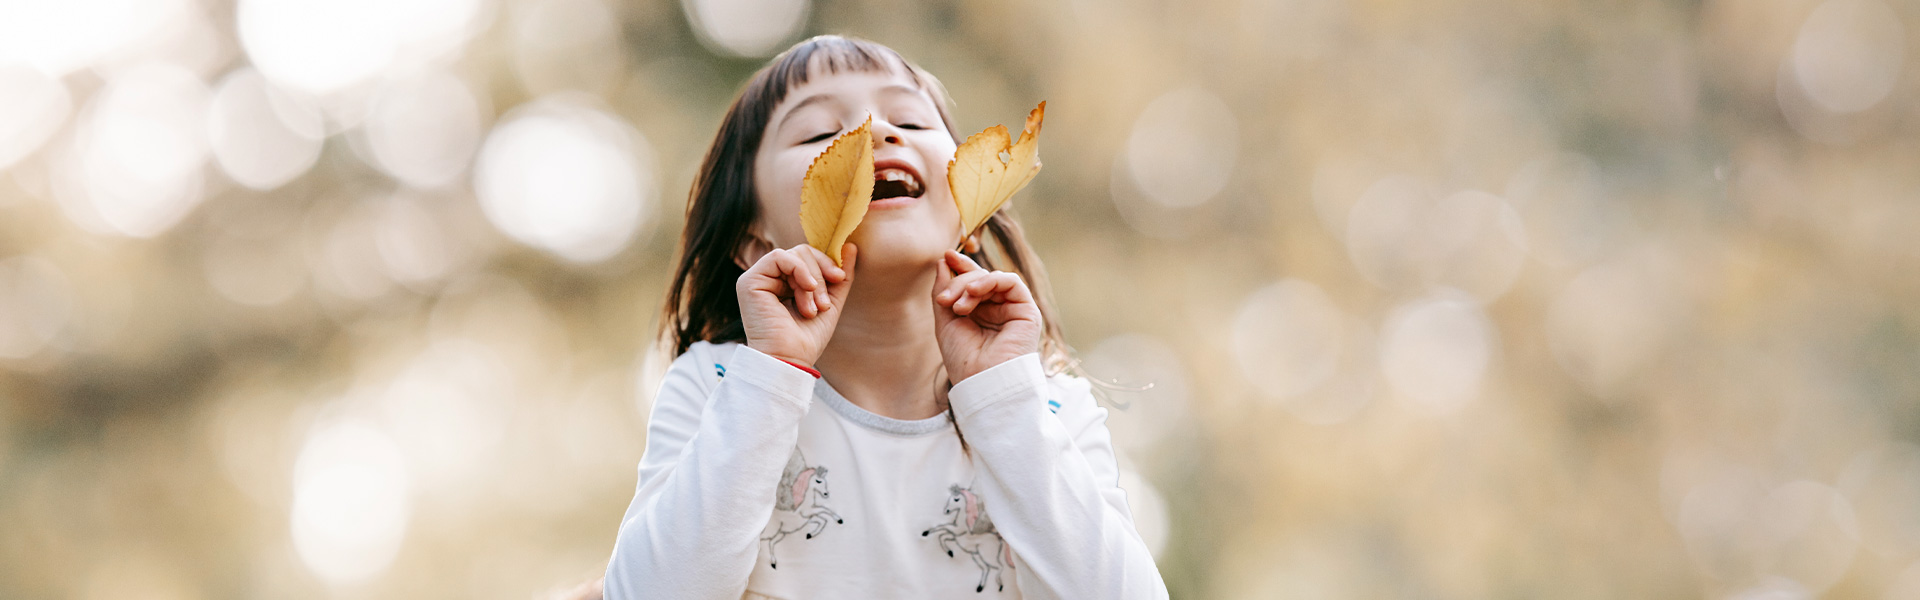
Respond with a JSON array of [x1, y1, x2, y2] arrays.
[[57, 62, 210, 238], [1124, 87, 1238, 209], [473, 94, 654, 263], [0, 65, 71, 170], [207, 68, 324, 190], [682, 0, 810, 58], [1790, 0, 1904, 114], [237, 0, 487, 95], [363, 71, 483, 189], [291, 418, 411, 585], [1230, 280, 1345, 400], [1379, 290, 1493, 414]]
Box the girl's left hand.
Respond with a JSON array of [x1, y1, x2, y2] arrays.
[[932, 250, 1043, 384]]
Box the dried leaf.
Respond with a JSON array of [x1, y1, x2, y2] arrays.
[[948, 102, 1045, 241], [798, 117, 874, 266]]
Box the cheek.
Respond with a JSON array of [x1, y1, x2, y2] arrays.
[[922, 144, 960, 218], [754, 153, 811, 245]]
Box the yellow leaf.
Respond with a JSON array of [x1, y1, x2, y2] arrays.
[[948, 102, 1044, 241], [799, 117, 874, 266]]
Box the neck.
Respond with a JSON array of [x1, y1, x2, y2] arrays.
[[814, 258, 946, 421]]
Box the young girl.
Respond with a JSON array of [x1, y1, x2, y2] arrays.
[[603, 36, 1167, 599]]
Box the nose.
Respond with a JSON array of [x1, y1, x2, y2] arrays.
[[870, 118, 904, 146]]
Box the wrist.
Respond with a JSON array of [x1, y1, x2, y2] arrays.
[[748, 342, 816, 371], [777, 358, 821, 378]]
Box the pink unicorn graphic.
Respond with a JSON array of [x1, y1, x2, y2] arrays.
[[921, 484, 1015, 592], [760, 447, 841, 569]]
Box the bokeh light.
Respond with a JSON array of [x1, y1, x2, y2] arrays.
[[1789, 0, 1904, 114], [509, 0, 623, 96], [55, 62, 210, 237], [362, 70, 485, 189], [378, 339, 512, 495], [0, 65, 70, 170], [290, 418, 411, 585], [1839, 443, 1920, 560], [237, 0, 486, 95], [0, 0, 178, 77], [1345, 181, 1529, 298], [681, 0, 809, 58], [0, 256, 72, 360], [207, 68, 325, 190], [1228, 279, 1344, 401], [1545, 248, 1683, 398], [1379, 290, 1494, 414], [1122, 86, 1237, 210], [473, 94, 654, 263]]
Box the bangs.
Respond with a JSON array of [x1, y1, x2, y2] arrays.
[[757, 36, 943, 116]]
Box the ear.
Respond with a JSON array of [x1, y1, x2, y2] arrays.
[[961, 234, 981, 254], [733, 230, 777, 270]]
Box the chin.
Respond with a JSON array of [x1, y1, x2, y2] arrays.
[[847, 226, 950, 270]]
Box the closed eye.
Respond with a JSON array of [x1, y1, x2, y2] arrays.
[[801, 130, 838, 145], [896, 122, 927, 130]]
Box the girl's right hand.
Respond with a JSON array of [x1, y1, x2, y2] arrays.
[[736, 243, 856, 368]]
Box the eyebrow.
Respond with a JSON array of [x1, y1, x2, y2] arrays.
[[775, 83, 929, 134], [877, 83, 921, 97], [780, 93, 838, 122]]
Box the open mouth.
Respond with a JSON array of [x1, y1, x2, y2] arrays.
[[872, 162, 925, 201]]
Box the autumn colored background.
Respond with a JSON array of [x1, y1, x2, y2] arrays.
[[2, 0, 1918, 598]]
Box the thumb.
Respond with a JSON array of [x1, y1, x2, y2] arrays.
[[931, 260, 960, 324], [829, 243, 858, 301]]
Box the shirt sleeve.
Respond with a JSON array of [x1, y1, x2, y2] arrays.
[[948, 353, 1170, 600], [604, 344, 818, 600]]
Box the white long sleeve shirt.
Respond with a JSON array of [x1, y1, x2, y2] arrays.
[[604, 341, 1168, 599]]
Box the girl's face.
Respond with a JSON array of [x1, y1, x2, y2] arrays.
[[753, 65, 961, 271]]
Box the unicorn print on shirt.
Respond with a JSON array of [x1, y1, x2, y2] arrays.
[[922, 483, 1016, 593], [761, 446, 842, 569]]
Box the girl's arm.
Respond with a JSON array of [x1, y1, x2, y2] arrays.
[[603, 344, 817, 600], [950, 355, 1171, 599], [605, 243, 848, 599]]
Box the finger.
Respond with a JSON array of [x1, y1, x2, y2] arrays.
[[768, 249, 820, 293], [797, 287, 817, 318], [968, 271, 1033, 304], [944, 249, 984, 276], [958, 273, 1025, 315], [828, 243, 858, 302], [794, 246, 837, 311], [950, 281, 991, 315], [839, 243, 858, 280], [783, 244, 831, 311], [950, 277, 990, 315], [930, 259, 960, 324], [938, 271, 989, 307], [804, 244, 847, 284]]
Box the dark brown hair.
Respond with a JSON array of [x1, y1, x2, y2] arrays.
[[661, 35, 1070, 374]]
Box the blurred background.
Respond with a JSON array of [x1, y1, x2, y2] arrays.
[[1, 0, 1918, 597]]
